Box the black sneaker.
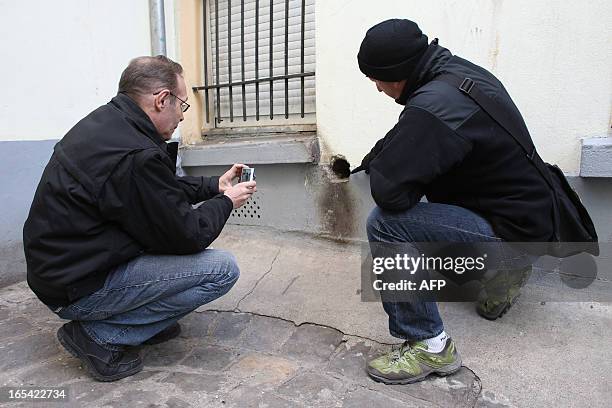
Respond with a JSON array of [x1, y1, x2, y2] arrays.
[[57, 321, 143, 382], [142, 323, 182, 345], [476, 266, 531, 320]]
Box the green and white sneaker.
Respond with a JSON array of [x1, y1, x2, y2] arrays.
[[366, 338, 462, 384]]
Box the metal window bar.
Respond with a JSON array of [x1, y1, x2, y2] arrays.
[[203, 0, 210, 123], [227, 0, 233, 122], [240, 0, 246, 121], [214, 0, 221, 123], [269, 0, 273, 120], [300, 0, 305, 118], [255, 0, 259, 121], [284, 0, 289, 119], [194, 0, 315, 125]]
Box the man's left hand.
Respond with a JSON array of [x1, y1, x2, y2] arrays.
[[219, 163, 247, 193]]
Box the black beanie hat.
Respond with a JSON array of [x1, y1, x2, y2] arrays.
[[358, 19, 429, 82]]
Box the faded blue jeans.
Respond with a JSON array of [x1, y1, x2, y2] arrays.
[[50, 249, 239, 350], [367, 202, 520, 341]]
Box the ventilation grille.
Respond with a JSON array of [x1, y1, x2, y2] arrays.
[[229, 191, 265, 225]]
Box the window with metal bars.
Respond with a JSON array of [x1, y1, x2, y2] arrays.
[[194, 0, 315, 128]]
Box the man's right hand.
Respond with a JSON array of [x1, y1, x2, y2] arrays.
[[223, 181, 257, 209]]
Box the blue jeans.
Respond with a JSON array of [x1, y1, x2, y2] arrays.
[[51, 249, 239, 349], [367, 203, 514, 341]]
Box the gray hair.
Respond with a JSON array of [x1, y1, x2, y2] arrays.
[[118, 55, 184, 98]]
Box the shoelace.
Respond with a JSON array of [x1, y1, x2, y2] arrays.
[[390, 341, 432, 366], [390, 342, 415, 364]]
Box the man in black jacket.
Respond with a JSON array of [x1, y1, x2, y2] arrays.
[[353, 20, 552, 384], [23, 56, 256, 381]]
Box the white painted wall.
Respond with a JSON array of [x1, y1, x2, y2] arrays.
[[0, 0, 151, 142], [315, 0, 612, 174]]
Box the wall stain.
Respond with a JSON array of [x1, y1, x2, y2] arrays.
[[489, 0, 504, 71], [311, 165, 358, 241], [311, 133, 359, 241], [490, 33, 501, 71]]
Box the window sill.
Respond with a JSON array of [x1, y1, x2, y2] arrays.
[[580, 136, 612, 177], [181, 126, 319, 167]]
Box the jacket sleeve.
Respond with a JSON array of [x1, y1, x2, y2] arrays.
[[369, 107, 473, 211], [98, 149, 233, 254], [175, 175, 222, 204], [351, 133, 389, 174]]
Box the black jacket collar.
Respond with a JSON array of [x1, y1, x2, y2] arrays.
[[395, 40, 452, 105], [110, 93, 167, 148]]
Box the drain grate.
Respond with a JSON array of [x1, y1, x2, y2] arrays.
[[229, 191, 264, 225]]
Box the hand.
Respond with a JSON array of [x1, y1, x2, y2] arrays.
[[219, 163, 247, 193], [224, 181, 257, 209], [351, 152, 373, 174]]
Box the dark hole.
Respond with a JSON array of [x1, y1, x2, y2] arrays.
[[331, 155, 350, 179]]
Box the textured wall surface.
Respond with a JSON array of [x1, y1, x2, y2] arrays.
[[0, 0, 151, 142], [186, 164, 612, 242], [0, 140, 57, 287], [315, 0, 612, 173], [581, 137, 612, 177]]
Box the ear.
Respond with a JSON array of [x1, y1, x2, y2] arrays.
[[153, 90, 170, 112]]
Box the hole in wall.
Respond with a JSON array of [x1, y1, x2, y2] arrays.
[[330, 155, 351, 179]]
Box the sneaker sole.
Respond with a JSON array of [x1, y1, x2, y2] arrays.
[[57, 326, 143, 382], [367, 356, 463, 385]]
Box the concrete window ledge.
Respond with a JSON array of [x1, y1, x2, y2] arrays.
[[580, 136, 612, 177], [181, 127, 319, 167]]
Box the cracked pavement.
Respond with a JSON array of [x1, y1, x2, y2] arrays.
[[0, 224, 611, 407]]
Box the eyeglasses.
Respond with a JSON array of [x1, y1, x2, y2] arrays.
[[153, 90, 190, 113]]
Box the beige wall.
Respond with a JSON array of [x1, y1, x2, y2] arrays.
[[174, 0, 207, 146], [315, 0, 612, 174]]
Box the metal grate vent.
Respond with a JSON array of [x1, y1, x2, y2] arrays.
[[229, 191, 265, 225]]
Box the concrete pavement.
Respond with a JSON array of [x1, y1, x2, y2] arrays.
[[0, 224, 610, 407]]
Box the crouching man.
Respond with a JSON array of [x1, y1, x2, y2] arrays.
[[353, 20, 552, 384], [23, 56, 256, 381]]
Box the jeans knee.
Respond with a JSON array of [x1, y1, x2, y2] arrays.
[[215, 250, 240, 287], [366, 207, 385, 240]]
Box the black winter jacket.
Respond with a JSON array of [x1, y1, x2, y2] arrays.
[[358, 45, 554, 242], [23, 93, 233, 307]]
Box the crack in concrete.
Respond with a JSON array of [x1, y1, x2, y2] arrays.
[[359, 379, 446, 407], [281, 275, 300, 296], [201, 308, 404, 346], [461, 364, 483, 407], [326, 370, 444, 407], [235, 247, 282, 311], [196, 307, 485, 406]]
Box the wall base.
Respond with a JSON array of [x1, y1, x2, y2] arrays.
[[186, 163, 612, 242]]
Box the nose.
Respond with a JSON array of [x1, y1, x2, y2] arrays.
[[375, 82, 382, 92]]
